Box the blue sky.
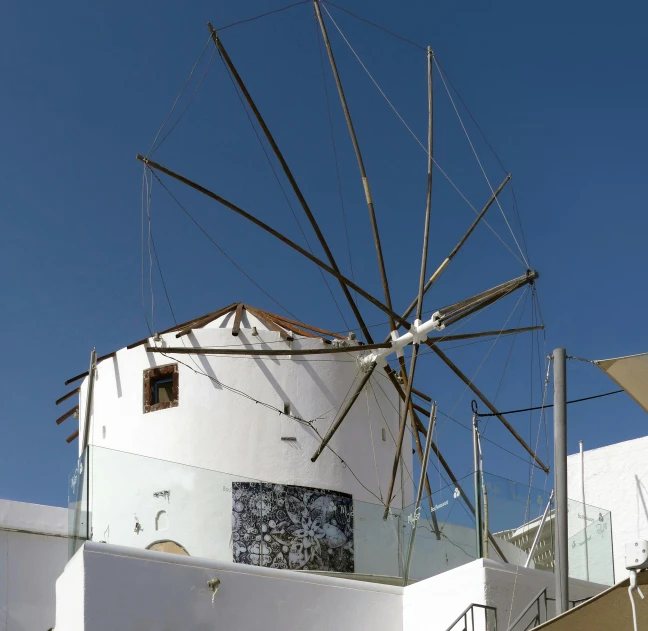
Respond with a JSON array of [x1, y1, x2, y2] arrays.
[[1, 0, 647, 508]]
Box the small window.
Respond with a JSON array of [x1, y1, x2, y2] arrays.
[[144, 364, 179, 413]]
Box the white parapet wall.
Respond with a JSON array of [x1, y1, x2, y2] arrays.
[[55, 543, 606, 631], [0, 499, 69, 631], [567, 435, 648, 582]]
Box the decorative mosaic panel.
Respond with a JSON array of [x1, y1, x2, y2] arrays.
[[232, 482, 354, 572]]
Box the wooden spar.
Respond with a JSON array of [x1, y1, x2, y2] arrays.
[[431, 345, 549, 473], [437, 274, 530, 317], [386, 370, 506, 560], [383, 50, 434, 519], [176, 303, 239, 338], [245, 306, 294, 341], [410, 412, 441, 540], [313, 1, 395, 331], [56, 387, 80, 406], [256, 312, 324, 339], [383, 346, 420, 519], [231, 303, 244, 337], [209, 25, 374, 345], [146, 343, 391, 357], [426, 325, 545, 345], [136, 155, 410, 330], [385, 366, 441, 539], [416, 47, 434, 322], [439, 272, 538, 328], [64, 351, 116, 386], [261, 312, 346, 340], [56, 405, 79, 425], [399, 174, 511, 325], [311, 365, 376, 462], [412, 412, 508, 562], [311, 272, 535, 462]]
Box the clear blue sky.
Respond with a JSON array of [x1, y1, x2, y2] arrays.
[[1, 0, 646, 508]]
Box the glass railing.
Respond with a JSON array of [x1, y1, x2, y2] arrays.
[[67, 449, 614, 585], [67, 449, 88, 559], [401, 475, 478, 582], [68, 445, 404, 577], [483, 473, 614, 586], [567, 497, 613, 585]]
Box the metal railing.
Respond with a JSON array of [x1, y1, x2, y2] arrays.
[[507, 588, 593, 631], [445, 603, 498, 631], [506, 588, 549, 631]]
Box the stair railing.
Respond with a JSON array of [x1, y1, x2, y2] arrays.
[[444, 603, 498, 631], [506, 588, 549, 631]]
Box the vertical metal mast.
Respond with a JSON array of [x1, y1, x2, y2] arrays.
[[553, 348, 569, 613], [472, 409, 484, 559], [579, 440, 590, 581]]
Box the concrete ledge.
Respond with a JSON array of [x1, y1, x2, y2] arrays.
[[0, 498, 68, 537], [84, 541, 405, 595]]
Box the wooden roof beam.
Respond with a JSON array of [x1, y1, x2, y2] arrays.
[[56, 405, 78, 426], [175, 302, 239, 338], [64, 352, 116, 386], [231, 303, 245, 337], [56, 387, 80, 406], [146, 342, 389, 357]]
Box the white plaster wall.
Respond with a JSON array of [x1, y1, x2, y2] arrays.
[[55, 543, 608, 631], [403, 559, 486, 631], [79, 311, 411, 506], [483, 560, 605, 630], [404, 559, 605, 631], [76, 311, 414, 573], [567, 436, 648, 582], [60, 542, 404, 631], [0, 500, 69, 631], [0, 498, 68, 536], [53, 551, 85, 631]]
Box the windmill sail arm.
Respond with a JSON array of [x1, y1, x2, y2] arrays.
[[136, 155, 410, 329]]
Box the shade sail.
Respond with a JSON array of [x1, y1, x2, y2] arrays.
[[596, 352, 648, 414], [534, 570, 648, 631]]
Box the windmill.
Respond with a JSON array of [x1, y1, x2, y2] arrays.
[[58, 1, 548, 574]]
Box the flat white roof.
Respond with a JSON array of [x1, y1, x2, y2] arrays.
[[0, 499, 68, 537]]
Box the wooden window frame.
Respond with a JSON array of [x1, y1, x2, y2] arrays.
[[144, 364, 179, 413]]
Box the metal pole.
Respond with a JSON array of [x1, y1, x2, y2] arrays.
[[553, 348, 568, 613], [473, 412, 483, 558], [81, 348, 97, 454], [579, 440, 589, 581], [404, 402, 437, 585], [478, 432, 488, 558], [525, 489, 554, 568]]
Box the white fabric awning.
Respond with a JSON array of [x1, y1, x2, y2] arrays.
[[596, 352, 648, 414], [534, 570, 648, 631]]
